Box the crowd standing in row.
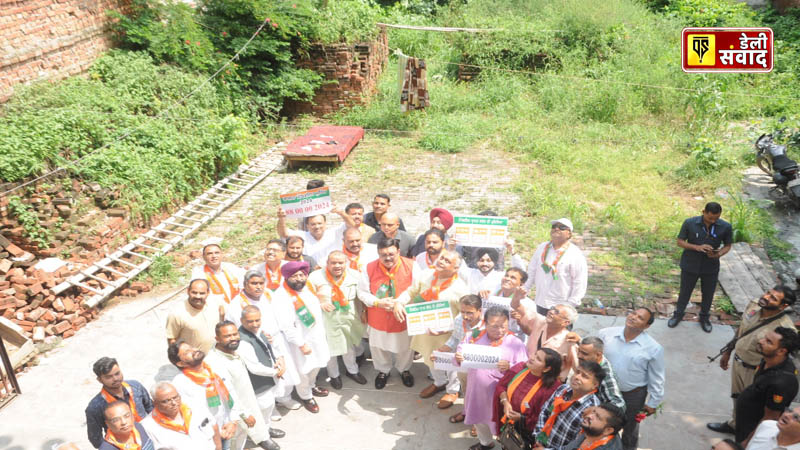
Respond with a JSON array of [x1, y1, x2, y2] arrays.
[[79, 190, 800, 450]]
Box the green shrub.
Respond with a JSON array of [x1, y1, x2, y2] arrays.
[[7, 196, 51, 248], [0, 51, 253, 221], [663, 0, 757, 27]]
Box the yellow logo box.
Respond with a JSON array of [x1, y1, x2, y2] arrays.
[[687, 34, 716, 66]]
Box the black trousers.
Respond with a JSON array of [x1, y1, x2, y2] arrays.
[[621, 387, 648, 450], [675, 269, 718, 318]]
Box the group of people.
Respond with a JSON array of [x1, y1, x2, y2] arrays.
[[79, 189, 800, 450]]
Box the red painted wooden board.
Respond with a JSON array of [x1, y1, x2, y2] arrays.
[[282, 125, 364, 163]]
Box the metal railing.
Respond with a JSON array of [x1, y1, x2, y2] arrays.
[[0, 335, 21, 410]]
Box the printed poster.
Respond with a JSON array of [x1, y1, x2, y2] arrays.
[[453, 215, 508, 248], [280, 187, 332, 219], [405, 300, 454, 336]]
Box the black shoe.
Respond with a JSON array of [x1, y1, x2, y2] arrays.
[[269, 428, 286, 439], [667, 313, 683, 328], [707, 422, 735, 434], [258, 438, 281, 450], [329, 376, 343, 389], [401, 370, 415, 387], [345, 371, 368, 385], [700, 317, 713, 333], [375, 372, 389, 390]]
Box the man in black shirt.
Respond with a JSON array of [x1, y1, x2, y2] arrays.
[[363, 194, 406, 232], [735, 326, 800, 444], [668, 202, 733, 333]]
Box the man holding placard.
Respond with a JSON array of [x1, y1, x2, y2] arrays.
[[277, 210, 353, 264], [522, 218, 588, 317], [357, 238, 421, 389], [396, 249, 469, 407]]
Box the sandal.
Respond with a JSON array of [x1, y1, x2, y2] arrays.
[[449, 411, 466, 423]]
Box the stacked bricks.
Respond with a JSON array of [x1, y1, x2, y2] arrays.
[[0, 178, 154, 341], [283, 28, 389, 117], [0, 0, 131, 102]]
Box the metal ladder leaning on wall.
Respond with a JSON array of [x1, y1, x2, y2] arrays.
[[51, 145, 285, 308]]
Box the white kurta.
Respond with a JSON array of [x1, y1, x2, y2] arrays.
[[271, 285, 330, 374], [522, 241, 588, 309], [415, 252, 439, 271], [171, 368, 243, 429], [140, 405, 217, 450], [249, 261, 285, 290], [287, 229, 341, 265], [205, 348, 269, 444], [356, 263, 422, 353], [224, 292, 300, 388], [458, 264, 504, 295], [191, 262, 245, 305]]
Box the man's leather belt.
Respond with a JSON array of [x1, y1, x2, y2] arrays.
[[734, 354, 758, 370], [622, 385, 647, 394]]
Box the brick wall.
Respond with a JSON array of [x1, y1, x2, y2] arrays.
[[283, 28, 389, 117], [0, 0, 130, 102]]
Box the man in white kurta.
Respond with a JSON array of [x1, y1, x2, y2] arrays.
[[397, 249, 469, 408], [250, 239, 286, 292], [168, 341, 242, 449], [238, 305, 288, 429], [205, 322, 279, 450], [458, 247, 504, 295], [191, 244, 245, 306], [271, 261, 330, 413], [308, 251, 368, 388], [357, 238, 422, 389], [278, 208, 355, 264], [226, 271, 300, 412], [140, 382, 220, 450], [340, 226, 379, 272], [522, 218, 588, 316]]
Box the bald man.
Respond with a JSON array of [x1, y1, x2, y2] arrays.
[[367, 212, 416, 257]]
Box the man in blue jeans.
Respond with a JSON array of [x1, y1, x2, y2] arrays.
[[668, 202, 733, 333]]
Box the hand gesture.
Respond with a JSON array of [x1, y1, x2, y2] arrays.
[[565, 332, 581, 344], [511, 287, 528, 309], [454, 352, 464, 365], [300, 343, 312, 355], [478, 290, 490, 300], [321, 302, 336, 312], [427, 328, 444, 336], [497, 359, 510, 371], [244, 415, 256, 428], [276, 357, 286, 378], [277, 207, 287, 219], [220, 422, 237, 439], [437, 345, 452, 352], [505, 238, 515, 255], [393, 302, 407, 322]]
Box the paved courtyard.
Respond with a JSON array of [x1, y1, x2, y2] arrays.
[[0, 287, 735, 450]]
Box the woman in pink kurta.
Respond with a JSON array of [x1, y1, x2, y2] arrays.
[[456, 307, 528, 450]]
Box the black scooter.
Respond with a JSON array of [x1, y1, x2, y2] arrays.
[[755, 133, 800, 207]]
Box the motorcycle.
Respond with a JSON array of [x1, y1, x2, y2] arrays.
[[755, 133, 800, 207]]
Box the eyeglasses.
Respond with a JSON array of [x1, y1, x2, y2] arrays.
[[108, 411, 132, 425], [547, 308, 568, 321], [158, 394, 181, 405], [265, 248, 283, 253], [551, 224, 570, 231]]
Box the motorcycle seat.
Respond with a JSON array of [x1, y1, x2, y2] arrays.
[[773, 154, 798, 172]]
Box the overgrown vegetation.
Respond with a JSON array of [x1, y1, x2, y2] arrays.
[[7, 196, 52, 248], [0, 51, 254, 221]]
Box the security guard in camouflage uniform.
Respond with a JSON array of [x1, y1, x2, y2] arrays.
[[706, 286, 797, 435]]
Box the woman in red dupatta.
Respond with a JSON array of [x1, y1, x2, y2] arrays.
[[493, 348, 563, 442]]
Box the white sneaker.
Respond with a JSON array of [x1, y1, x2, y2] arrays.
[[271, 410, 283, 422], [278, 399, 302, 410]]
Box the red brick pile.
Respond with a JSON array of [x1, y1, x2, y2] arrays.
[[283, 28, 389, 117]]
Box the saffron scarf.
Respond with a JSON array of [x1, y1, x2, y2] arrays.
[[265, 264, 282, 291], [325, 269, 349, 309], [204, 265, 240, 304], [104, 426, 142, 450], [182, 362, 234, 409], [343, 245, 361, 271], [100, 382, 143, 422], [501, 368, 542, 423], [537, 389, 597, 445], [284, 281, 316, 327], [419, 272, 458, 302], [577, 432, 615, 450], [151, 403, 192, 435]]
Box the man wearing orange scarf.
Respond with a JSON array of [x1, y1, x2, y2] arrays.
[[98, 401, 154, 450], [271, 261, 330, 413], [308, 251, 368, 389], [140, 382, 220, 450], [533, 361, 604, 450], [397, 249, 468, 407], [562, 403, 625, 450], [341, 227, 378, 272], [191, 244, 245, 306], [251, 239, 287, 292], [357, 237, 421, 389], [168, 341, 242, 450]]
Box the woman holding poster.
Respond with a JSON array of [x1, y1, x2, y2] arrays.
[[456, 307, 528, 450]]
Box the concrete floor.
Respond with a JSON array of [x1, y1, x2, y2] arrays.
[[0, 292, 736, 450]]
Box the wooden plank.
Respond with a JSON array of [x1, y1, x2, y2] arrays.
[[734, 243, 776, 291], [718, 243, 777, 313], [718, 256, 752, 313], [0, 318, 28, 348]]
